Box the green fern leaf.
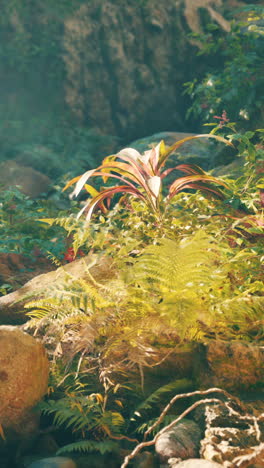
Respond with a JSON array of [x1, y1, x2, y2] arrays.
[[134, 231, 215, 293], [56, 439, 118, 455], [132, 378, 193, 415]]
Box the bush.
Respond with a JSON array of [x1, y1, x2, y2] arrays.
[[184, 5, 264, 129]]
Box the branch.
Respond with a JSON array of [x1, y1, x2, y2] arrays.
[[120, 387, 250, 468], [120, 396, 223, 468], [143, 386, 238, 441]]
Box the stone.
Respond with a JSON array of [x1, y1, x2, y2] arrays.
[[0, 253, 113, 324], [213, 157, 246, 178], [168, 460, 224, 468], [0, 325, 49, 431], [155, 419, 201, 462], [0, 160, 51, 198], [196, 340, 264, 392], [28, 457, 76, 468], [14, 145, 63, 179], [70, 452, 121, 468]]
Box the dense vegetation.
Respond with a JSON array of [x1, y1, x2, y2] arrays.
[[0, 2, 263, 466]]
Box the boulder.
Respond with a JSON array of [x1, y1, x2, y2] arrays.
[[14, 145, 63, 179], [0, 254, 113, 324], [0, 160, 51, 198], [155, 419, 201, 463], [0, 325, 49, 431], [196, 340, 264, 392]]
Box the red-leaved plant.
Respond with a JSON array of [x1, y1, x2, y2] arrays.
[[64, 135, 232, 222]]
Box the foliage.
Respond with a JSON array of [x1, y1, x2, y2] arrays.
[[0, 114, 116, 180], [0, 1, 117, 181], [22, 229, 225, 453], [56, 440, 118, 456], [121, 387, 264, 468], [184, 5, 264, 128], [20, 124, 263, 456], [24, 219, 263, 453], [0, 187, 67, 258], [39, 391, 125, 441], [63, 134, 231, 223]]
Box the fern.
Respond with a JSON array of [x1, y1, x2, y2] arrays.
[[133, 231, 216, 293], [56, 439, 118, 455], [39, 394, 125, 436], [132, 378, 193, 414], [41, 216, 93, 252], [39, 398, 100, 432], [211, 295, 264, 341], [135, 414, 178, 436]]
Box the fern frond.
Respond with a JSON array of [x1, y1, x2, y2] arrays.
[[56, 439, 118, 455], [39, 397, 101, 432], [132, 378, 193, 414], [45, 251, 63, 267], [212, 295, 264, 340], [134, 231, 215, 293], [135, 414, 178, 435]]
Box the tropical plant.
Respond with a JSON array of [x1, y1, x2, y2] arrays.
[[63, 134, 232, 224], [184, 5, 264, 128]]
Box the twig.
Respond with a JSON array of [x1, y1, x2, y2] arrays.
[[120, 397, 221, 468], [225, 400, 263, 442], [143, 386, 235, 441]]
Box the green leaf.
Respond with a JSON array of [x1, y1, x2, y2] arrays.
[[57, 439, 118, 455]]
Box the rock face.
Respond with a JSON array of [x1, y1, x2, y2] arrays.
[[62, 0, 193, 139], [0, 160, 51, 198], [0, 325, 49, 431], [155, 419, 201, 462], [62, 0, 236, 139], [0, 0, 242, 140], [196, 340, 264, 392]]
